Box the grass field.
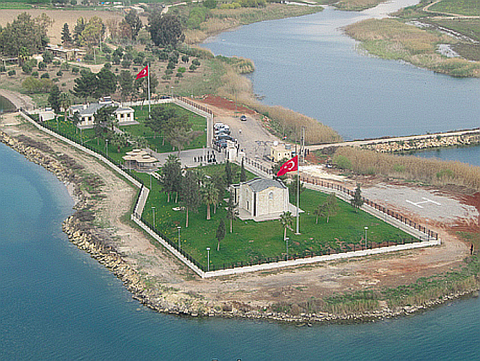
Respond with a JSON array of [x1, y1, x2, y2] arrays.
[[42, 103, 206, 161], [429, 0, 480, 16], [141, 172, 417, 270]]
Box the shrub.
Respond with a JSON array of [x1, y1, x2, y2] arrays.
[[0, 65, 6, 72], [22, 63, 33, 74], [104, 62, 112, 69], [53, 60, 61, 66], [38, 62, 46, 70], [32, 71, 39, 78], [41, 73, 50, 79], [71, 66, 79, 74], [333, 154, 352, 170], [56, 70, 63, 77], [177, 67, 186, 73], [176, 72, 183, 77], [189, 64, 197, 71], [8, 69, 16, 76], [192, 58, 201, 66], [61, 62, 70, 70], [121, 59, 131, 68]]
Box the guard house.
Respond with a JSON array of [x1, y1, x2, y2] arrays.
[[45, 44, 85, 61], [230, 178, 290, 221], [270, 143, 293, 163], [69, 98, 136, 128]]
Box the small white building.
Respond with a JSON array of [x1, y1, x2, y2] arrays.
[[231, 178, 290, 221], [270, 143, 293, 163], [69, 98, 136, 129]]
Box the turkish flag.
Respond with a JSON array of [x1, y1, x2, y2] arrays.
[[135, 65, 148, 80], [277, 155, 298, 177]]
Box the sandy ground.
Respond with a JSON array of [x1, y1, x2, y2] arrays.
[[0, 92, 477, 312], [0, 9, 125, 45]]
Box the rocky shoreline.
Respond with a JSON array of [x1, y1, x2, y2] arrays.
[[1, 128, 479, 324], [362, 132, 480, 153]]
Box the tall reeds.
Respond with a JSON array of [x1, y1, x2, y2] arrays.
[[334, 147, 480, 191]]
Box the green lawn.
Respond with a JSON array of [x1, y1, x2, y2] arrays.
[[42, 103, 206, 162], [141, 171, 417, 271], [430, 0, 480, 16]]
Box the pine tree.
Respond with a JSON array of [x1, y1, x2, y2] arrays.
[[61, 23, 72, 45], [225, 160, 233, 185], [216, 218, 226, 251], [240, 157, 246, 182], [351, 184, 364, 212], [48, 85, 61, 113]]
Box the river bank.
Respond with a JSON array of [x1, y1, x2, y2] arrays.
[[1, 110, 479, 324]]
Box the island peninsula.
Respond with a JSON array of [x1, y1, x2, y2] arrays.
[[0, 0, 480, 323]]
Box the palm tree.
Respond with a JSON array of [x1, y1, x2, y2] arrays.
[[59, 92, 72, 123], [280, 211, 294, 241], [201, 181, 218, 220]]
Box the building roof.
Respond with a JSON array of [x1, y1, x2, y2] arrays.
[[70, 102, 133, 116], [244, 178, 286, 192]]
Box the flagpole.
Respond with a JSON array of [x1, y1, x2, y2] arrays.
[[147, 63, 151, 116], [296, 145, 300, 234]]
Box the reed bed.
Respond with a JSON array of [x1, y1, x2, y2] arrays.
[[334, 147, 480, 191], [344, 18, 480, 77]]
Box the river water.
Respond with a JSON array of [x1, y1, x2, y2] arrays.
[[203, 2, 480, 141], [4, 1, 480, 359]]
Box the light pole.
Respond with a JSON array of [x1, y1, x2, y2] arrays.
[[364, 226, 368, 250], [285, 237, 289, 260], [177, 226, 181, 249], [105, 139, 109, 157], [149, 172, 152, 190], [152, 206, 156, 228], [206, 247, 210, 272]]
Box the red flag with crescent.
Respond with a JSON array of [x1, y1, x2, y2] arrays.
[[277, 155, 298, 177], [135, 65, 148, 80]]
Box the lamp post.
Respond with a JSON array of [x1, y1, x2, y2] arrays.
[[152, 206, 156, 228], [285, 237, 289, 260], [364, 226, 368, 250], [177, 226, 181, 249], [149, 172, 152, 190], [105, 139, 109, 158], [384, 199, 388, 222], [206, 247, 210, 272]]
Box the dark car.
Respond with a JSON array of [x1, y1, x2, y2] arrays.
[[216, 134, 234, 141], [240, 115, 247, 121], [215, 140, 228, 148]]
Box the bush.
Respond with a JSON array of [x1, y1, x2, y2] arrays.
[[61, 62, 70, 70], [71, 66, 79, 74], [40, 72, 50, 79], [53, 60, 61, 66], [189, 64, 197, 71], [104, 62, 112, 69], [84, 54, 94, 62], [0, 65, 6, 72], [176, 72, 183, 77], [8, 70, 16, 76], [105, 54, 111, 61], [112, 54, 121, 65], [192, 58, 201, 66], [38, 62, 46, 70], [22, 63, 33, 74], [42, 51, 54, 64], [56, 70, 63, 77], [121, 59, 131, 68], [32, 71, 39, 78], [333, 154, 352, 170]]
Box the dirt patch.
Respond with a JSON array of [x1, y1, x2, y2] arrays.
[[0, 9, 124, 45], [200, 95, 256, 116]]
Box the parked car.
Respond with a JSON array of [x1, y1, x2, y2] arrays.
[[240, 115, 247, 121], [214, 122, 228, 130], [215, 129, 231, 136], [216, 134, 234, 141], [215, 140, 228, 148]]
